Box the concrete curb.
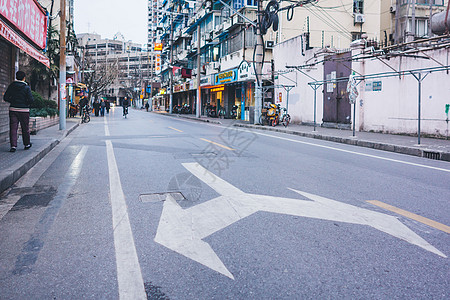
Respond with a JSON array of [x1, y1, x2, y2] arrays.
[[0, 122, 80, 195], [234, 124, 449, 162]]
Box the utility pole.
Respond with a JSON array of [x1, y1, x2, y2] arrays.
[[196, 24, 201, 118], [169, 14, 174, 114], [59, 0, 66, 130], [411, 0, 416, 39], [254, 0, 264, 124], [395, 0, 400, 44]]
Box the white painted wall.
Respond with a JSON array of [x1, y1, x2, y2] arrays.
[[275, 34, 450, 137], [353, 46, 450, 137], [274, 36, 324, 124]]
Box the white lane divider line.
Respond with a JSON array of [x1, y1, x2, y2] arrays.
[[106, 140, 146, 299], [104, 116, 110, 136]]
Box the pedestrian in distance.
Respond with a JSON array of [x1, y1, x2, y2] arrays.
[[122, 97, 129, 117], [3, 70, 34, 152], [145, 101, 149, 112], [93, 99, 100, 117], [100, 99, 106, 116], [105, 100, 110, 114]]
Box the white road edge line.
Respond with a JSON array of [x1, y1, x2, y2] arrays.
[[164, 116, 450, 172], [106, 138, 146, 299], [248, 130, 450, 173]]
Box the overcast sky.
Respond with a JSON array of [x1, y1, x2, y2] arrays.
[[74, 0, 148, 45]]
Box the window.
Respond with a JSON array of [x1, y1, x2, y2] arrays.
[[353, 0, 363, 14], [233, 0, 243, 10], [408, 18, 429, 37]]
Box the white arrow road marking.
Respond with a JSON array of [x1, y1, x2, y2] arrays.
[[154, 163, 446, 280]]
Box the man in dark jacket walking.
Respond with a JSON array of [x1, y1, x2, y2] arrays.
[[3, 71, 34, 152]]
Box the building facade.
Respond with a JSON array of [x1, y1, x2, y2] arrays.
[[77, 32, 155, 105], [0, 0, 50, 142]]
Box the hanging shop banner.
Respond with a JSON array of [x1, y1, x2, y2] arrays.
[[0, 18, 49, 67], [238, 60, 255, 81], [0, 0, 48, 49], [214, 68, 238, 85], [155, 53, 161, 75]]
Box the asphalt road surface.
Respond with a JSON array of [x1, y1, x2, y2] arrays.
[[1, 106, 449, 299]]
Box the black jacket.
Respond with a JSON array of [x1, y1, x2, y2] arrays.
[[3, 81, 34, 109]]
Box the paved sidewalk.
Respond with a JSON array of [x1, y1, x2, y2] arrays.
[[0, 119, 79, 195], [156, 112, 450, 162]]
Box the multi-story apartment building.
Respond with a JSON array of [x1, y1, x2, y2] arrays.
[[277, 0, 447, 49], [157, 0, 449, 122], [382, 0, 447, 44], [158, 0, 276, 122], [77, 33, 153, 104]]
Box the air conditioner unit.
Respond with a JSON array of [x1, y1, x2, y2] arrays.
[[354, 13, 365, 24], [390, 6, 396, 13], [265, 40, 274, 49]]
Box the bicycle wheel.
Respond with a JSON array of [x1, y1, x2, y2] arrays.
[[284, 114, 291, 127], [271, 118, 276, 127], [84, 114, 90, 123]]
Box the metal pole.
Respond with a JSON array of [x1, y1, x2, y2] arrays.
[[196, 24, 201, 118], [418, 72, 422, 144], [286, 89, 289, 112], [313, 85, 317, 132], [253, 0, 264, 124], [353, 102, 356, 137], [169, 14, 173, 114], [59, 0, 66, 130]]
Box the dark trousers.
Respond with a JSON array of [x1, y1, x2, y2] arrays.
[[9, 110, 30, 148]]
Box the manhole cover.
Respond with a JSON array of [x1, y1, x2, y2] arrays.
[[139, 192, 185, 203]]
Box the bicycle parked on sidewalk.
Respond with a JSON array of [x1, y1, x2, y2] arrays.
[[218, 107, 226, 119], [280, 107, 291, 127]]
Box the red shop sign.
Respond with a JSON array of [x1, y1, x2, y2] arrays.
[[0, 0, 48, 49], [0, 18, 49, 67]]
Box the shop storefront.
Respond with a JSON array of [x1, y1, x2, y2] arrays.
[[0, 0, 49, 142], [209, 62, 255, 121]]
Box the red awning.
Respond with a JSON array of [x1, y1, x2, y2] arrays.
[[0, 18, 50, 68]]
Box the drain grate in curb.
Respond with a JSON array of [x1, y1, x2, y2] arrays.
[[139, 192, 185, 203], [423, 151, 441, 160]]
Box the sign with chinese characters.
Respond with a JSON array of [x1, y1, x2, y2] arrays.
[[238, 61, 255, 81], [0, 18, 49, 67], [200, 75, 213, 87], [0, 0, 48, 49], [154, 43, 163, 51], [174, 83, 186, 93], [373, 81, 382, 91], [365, 80, 382, 92], [155, 54, 161, 75], [215, 69, 238, 85]]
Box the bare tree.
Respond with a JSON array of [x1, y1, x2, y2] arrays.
[[83, 57, 120, 102]]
